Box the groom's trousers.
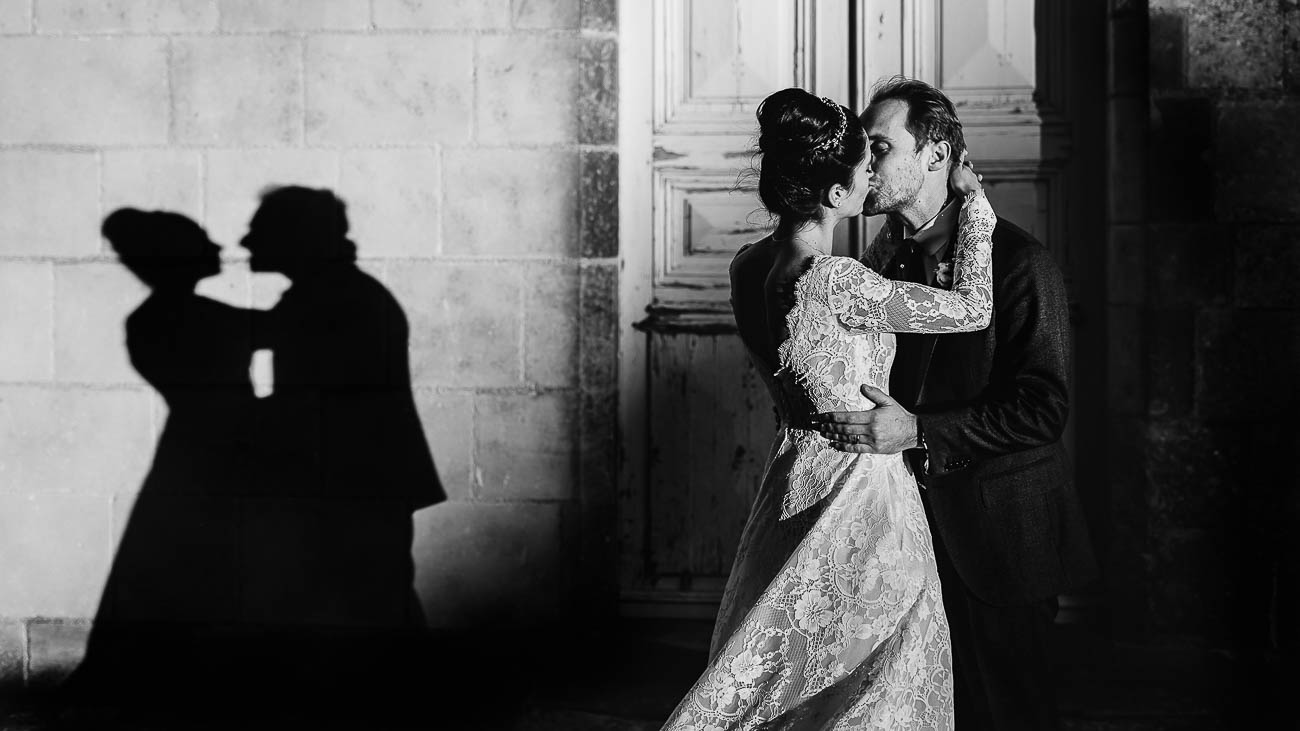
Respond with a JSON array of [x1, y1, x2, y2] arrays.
[[925, 496, 1061, 731]]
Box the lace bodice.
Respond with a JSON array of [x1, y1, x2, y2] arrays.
[[771, 191, 996, 517]]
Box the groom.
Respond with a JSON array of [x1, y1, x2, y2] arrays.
[[811, 78, 1097, 730]]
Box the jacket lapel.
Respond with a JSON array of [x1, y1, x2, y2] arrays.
[[913, 334, 940, 404]]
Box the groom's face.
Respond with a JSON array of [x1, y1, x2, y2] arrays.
[[241, 210, 285, 274], [859, 99, 925, 216]]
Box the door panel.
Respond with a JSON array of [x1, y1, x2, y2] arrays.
[[658, 0, 798, 132], [647, 332, 771, 580]]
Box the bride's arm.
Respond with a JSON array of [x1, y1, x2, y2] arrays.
[[824, 188, 995, 334]]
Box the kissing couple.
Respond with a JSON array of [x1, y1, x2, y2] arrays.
[[663, 78, 1096, 730], [69, 187, 442, 709]]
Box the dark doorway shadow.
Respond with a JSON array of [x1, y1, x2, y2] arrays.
[[58, 193, 470, 727]]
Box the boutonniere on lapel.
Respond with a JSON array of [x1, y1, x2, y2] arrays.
[[935, 261, 954, 289]]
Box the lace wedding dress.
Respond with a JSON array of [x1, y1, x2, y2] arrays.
[[662, 192, 996, 731]]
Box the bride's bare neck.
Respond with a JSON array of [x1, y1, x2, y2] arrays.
[[774, 216, 836, 256]]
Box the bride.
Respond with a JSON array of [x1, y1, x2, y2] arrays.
[[662, 88, 993, 730]]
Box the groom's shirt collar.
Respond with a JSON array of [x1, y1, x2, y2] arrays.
[[900, 195, 963, 259]]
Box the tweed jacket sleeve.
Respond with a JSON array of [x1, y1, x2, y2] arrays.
[[916, 238, 1071, 473]]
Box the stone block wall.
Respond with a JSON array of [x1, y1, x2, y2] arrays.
[[0, 0, 618, 690], [1107, 0, 1298, 660]]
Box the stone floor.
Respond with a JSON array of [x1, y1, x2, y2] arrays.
[[0, 619, 1273, 730]]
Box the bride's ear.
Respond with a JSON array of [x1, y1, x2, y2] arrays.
[[824, 183, 849, 209]]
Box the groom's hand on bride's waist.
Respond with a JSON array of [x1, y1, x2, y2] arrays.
[[809, 385, 920, 455]]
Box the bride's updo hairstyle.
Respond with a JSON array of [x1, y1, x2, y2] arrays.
[[756, 88, 867, 226]]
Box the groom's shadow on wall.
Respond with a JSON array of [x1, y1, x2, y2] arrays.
[[63, 190, 495, 724]]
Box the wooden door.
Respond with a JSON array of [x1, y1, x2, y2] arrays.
[[617, 0, 1093, 618], [617, 0, 852, 617]]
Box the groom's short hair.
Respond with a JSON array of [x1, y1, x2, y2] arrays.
[[868, 77, 966, 171]]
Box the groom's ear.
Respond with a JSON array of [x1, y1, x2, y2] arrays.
[[926, 140, 952, 172]]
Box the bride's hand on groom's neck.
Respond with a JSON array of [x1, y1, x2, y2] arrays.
[[948, 151, 982, 199]]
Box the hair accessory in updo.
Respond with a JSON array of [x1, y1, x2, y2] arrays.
[[752, 88, 867, 226], [812, 96, 847, 153]]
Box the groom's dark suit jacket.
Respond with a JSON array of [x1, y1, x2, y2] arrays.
[[879, 216, 1097, 607]]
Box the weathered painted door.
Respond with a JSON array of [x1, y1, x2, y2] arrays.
[[617, 0, 1097, 618], [617, 0, 854, 617]]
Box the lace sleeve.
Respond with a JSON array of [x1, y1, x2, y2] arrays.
[[824, 191, 995, 334]]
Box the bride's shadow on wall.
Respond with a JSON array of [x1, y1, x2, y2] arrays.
[[65, 189, 459, 723]]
